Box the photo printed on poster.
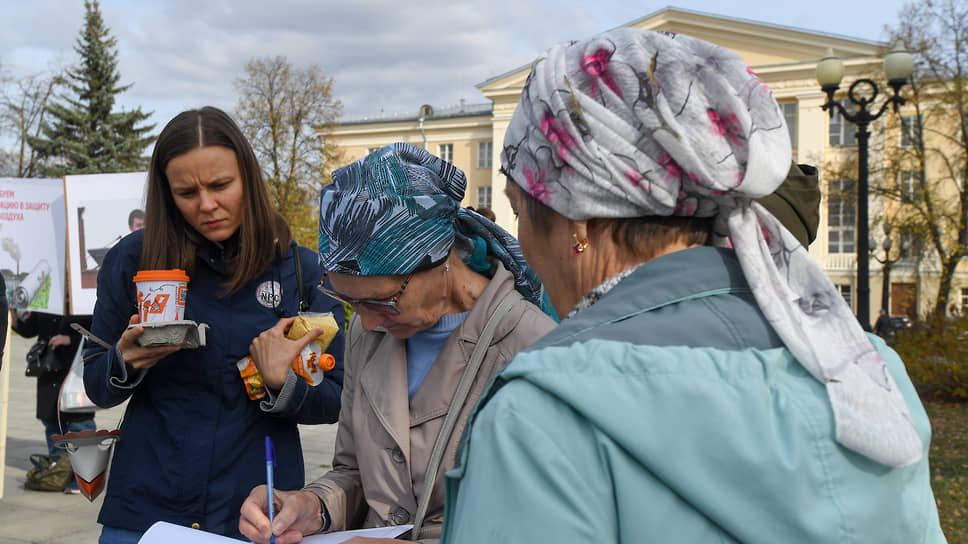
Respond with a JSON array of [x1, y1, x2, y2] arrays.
[[65, 172, 147, 315], [0, 178, 67, 314]]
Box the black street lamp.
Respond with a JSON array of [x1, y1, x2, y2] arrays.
[[816, 41, 914, 330], [871, 222, 901, 314]]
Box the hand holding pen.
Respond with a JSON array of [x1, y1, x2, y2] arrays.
[[238, 486, 330, 543], [238, 436, 330, 543]]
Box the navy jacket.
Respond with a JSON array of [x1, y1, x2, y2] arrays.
[[84, 230, 345, 537]]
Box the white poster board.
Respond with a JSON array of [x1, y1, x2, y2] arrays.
[[65, 172, 147, 315], [0, 178, 67, 314]]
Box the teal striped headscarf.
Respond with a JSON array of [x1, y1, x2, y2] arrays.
[[318, 143, 556, 318], [319, 143, 462, 275]]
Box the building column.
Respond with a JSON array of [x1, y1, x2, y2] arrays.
[[489, 116, 515, 234], [797, 92, 830, 266]]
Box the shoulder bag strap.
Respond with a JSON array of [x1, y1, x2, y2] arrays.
[[291, 241, 309, 313], [410, 289, 522, 540]]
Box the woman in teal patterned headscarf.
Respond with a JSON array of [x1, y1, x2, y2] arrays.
[[238, 142, 558, 543], [317, 142, 554, 317]]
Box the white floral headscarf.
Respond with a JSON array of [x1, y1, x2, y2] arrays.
[[502, 27, 922, 468]]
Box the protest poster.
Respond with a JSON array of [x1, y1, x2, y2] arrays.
[[65, 172, 146, 315], [0, 178, 67, 315]]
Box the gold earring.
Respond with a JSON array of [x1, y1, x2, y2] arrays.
[[572, 234, 588, 254]]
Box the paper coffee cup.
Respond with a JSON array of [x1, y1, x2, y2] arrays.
[[133, 269, 189, 323]]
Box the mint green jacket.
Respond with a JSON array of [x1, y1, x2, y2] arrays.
[[442, 248, 945, 543]]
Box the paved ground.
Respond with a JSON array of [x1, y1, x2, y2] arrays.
[[0, 334, 339, 544]]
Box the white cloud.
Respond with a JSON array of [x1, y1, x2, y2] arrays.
[[1, 0, 906, 134]]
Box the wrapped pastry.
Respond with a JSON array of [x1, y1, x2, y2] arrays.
[[286, 313, 338, 385], [237, 312, 339, 400]]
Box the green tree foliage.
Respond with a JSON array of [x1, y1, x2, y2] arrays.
[[894, 314, 968, 401], [29, 0, 154, 175], [234, 56, 343, 248]]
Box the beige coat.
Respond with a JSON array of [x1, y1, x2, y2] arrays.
[[305, 265, 556, 541]]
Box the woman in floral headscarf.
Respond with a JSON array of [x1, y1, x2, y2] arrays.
[[239, 143, 557, 544], [441, 28, 945, 543]]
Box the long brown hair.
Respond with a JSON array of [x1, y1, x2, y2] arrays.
[[141, 107, 291, 295]]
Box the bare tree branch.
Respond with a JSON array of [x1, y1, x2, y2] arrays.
[[234, 56, 343, 247], [0, 65, 63, 177]]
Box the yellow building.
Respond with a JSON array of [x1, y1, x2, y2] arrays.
[[324, 7, 968, 321]]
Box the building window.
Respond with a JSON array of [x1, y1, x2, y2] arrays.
[[899, 170, 921, 202], [900, 115, 922, 147], [781, 102, 797, 149], [828, 179, 856, 254], [829, 103, 857, 146], [438, 143, 453, 163], [897, 229, 922, 260], [476, 186, 492, 209], [838, 284, 853, 308], [477, 141, 493, 169]]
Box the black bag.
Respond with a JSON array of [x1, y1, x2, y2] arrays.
[[25, 341, 61, 377]]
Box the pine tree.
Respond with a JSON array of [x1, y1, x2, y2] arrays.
[[29, 0, 154, 175]]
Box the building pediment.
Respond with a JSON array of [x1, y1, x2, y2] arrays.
[[477, 6, 887, 99]]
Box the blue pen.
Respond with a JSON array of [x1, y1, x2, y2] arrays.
[[265, 436, 276, 544]]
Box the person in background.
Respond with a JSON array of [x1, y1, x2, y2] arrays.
[[238, 143, 557, 544], [0, 275, 6, 370], [755, 162, 820, 249], [473, 206, 496, 222], [874, 308, 891, 337], [11, 299, 96, 494], [127, 209, 145, 232], [442, 28, 944, 543], [84, 107, 346, 543]]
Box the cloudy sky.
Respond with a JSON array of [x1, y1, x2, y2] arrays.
[[1, 0, 912, 131]]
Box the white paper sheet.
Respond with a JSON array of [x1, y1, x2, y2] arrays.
[[139, 522, 244, 543], [303, 524, 413, 542], [138, 521, 413, 544]]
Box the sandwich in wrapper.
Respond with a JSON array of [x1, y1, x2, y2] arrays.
[[236, 313, 339, 400]]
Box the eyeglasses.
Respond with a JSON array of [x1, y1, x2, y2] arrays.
[[317, 273, 413, 316]]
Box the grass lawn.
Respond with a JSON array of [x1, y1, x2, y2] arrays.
[[925, 400, 968, 541]]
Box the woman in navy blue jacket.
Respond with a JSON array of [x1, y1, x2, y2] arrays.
[[84, 107, 345, 543]]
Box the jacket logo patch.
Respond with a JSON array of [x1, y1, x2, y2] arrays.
[[256, 281, 282, 308]]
